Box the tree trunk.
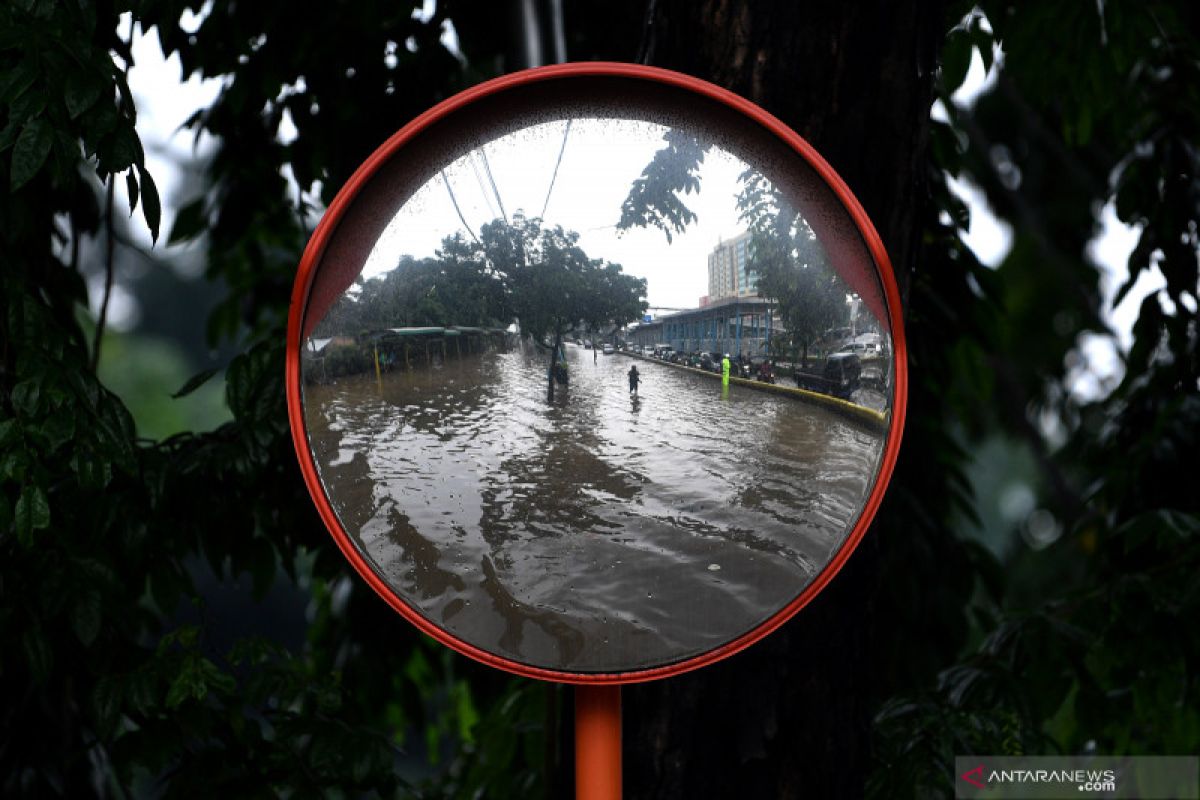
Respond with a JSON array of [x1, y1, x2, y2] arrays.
[[626, 2, 939, 797]]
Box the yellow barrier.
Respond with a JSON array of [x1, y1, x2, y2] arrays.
[[621, 352, 889, 433]]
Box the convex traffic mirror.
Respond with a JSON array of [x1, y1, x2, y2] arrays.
[[287, 64, 907, 682]]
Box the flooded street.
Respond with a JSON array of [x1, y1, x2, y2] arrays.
[[302, 344, 886, 672]]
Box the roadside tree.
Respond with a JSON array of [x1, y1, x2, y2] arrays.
[[477, 216, 647, 400]]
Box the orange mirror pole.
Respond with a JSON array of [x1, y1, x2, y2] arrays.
[[575, 685, 622, 800]]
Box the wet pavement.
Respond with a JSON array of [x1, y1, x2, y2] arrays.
[[302, 343, 887, 673]]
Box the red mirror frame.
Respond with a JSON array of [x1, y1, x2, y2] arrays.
[[285, 62, 908, 685]]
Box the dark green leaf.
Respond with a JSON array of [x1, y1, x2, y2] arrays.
[[94, 395, 137, 473], [31, 0, 55, 19], [67, 367, 101, 411], [0, 419, 18, 447], [82, 102, 118, 145], [11, 378, 40, 417], [158, 624, 199, 654], [14, 484, 50, 545], [64, 71, 103, 119], [93, 676, 123, 736], [72, 591, 102, 646], [98, 124, 140, 175], [1, 449, 30, 482], [940, 29, 973, 93], [453, 680, 480, 742], [22, 625, 52, 683], [74, 557, 120, 590], [172, 367, 220, 399], [352, 747, 375, 783], [165, 668, 196, 709], [970, 25, 994, 72], [125, 169, 139, 215], [70, 447, 113, 489], [39, 411, 75, 453], [165, 654, 231, 708], [0, 61, 37, 102], [10, 85, 47, 126], [168, 197, 208, 244], [226, 342, 284, 425], [126, 666, 157, 714], [204, 660, 236, 695], [10, 117, 53, 190], [0, 119, 20, 154], [43, 378, 69, 409], [112, 68, 135, 122], [136, 163, 161, 242]]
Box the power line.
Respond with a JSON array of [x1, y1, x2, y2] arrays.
[[440, 170, 483, 247], [540, 119, 571, 219], [469, 153, 499, 220], [478, 146, 508, 224]]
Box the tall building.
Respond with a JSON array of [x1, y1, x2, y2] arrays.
[[707, 230, 756, 301]]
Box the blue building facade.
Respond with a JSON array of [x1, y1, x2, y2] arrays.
[[628, 296, 777, 357]]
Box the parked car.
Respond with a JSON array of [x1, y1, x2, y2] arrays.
[[602, 343, 615, 355], [823, 351, 861, 396], [837, 339, 884, 358]]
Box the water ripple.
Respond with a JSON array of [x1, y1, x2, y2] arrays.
[[303, 344, 887, 672]]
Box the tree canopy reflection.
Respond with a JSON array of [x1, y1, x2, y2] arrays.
[[315, 214, 647, 400], [618, 130, 857, 368], [737, 171, 850, 366]]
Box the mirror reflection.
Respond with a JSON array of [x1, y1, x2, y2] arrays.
[[301, 116, 893, 673]]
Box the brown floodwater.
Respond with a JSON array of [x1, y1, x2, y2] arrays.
[[301, 343, 886, 673]]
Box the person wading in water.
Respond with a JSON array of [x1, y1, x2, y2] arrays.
[[628, 364, 641, 397]]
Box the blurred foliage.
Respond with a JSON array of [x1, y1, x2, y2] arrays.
[[95, 328, 230, 440], [0, 0, 1196, 797], [870, 2, 1200, 796]]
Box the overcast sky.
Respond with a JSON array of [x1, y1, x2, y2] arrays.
[[362, 118, 754, 311]]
